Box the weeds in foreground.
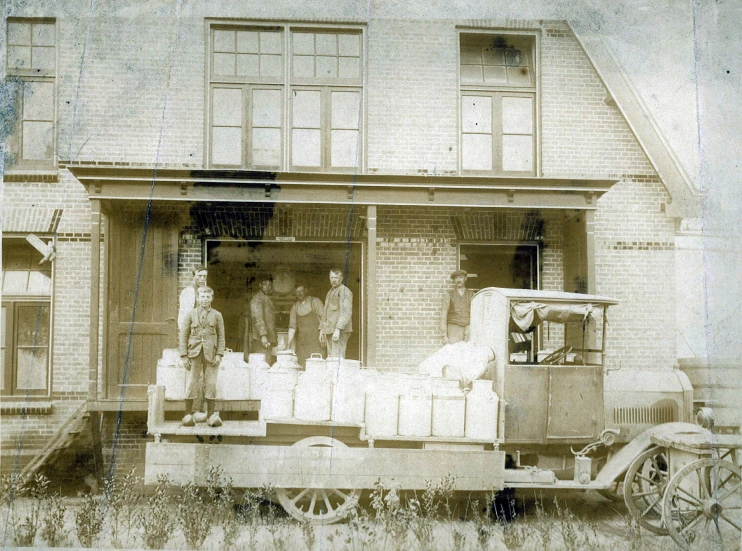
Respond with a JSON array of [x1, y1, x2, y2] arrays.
[[5, 473, 51, 547], [139, 475, 175, 550], [74, 493, 105, 548], [40, 491, 69, 547], [103, 466, 141, 548]]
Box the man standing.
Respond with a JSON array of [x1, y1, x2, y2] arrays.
[[179, 287, 225, 427], [287, 283, 324, 367], [320, 268, 353, 358], [250, 276, 277, 364], [178, 265, 208, 421], [441, 269, 475, 345]]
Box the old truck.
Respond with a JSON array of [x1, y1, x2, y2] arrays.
[[145, 287, 736, 547]]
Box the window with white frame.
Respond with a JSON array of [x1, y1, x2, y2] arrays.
[[5, 19, 56, 170], [1, 239, 53, 397], [459, 33, 536, 175], [208, 25, 363, 172]]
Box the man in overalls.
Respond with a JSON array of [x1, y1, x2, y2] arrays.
[[441, 269, 475, 345], [287, 283, 324, 367]]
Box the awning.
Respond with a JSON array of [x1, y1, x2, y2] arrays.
[[511, 301, 599, 331]]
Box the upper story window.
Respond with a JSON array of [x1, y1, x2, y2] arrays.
[[1, 238, 53, 397], [459, 33, 537, 176], [208, 24, 363, 172], [5, 19, 56, 170]]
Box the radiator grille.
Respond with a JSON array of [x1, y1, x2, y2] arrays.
[[613, 406, 675, 425]]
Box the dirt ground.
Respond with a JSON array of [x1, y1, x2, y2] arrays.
[[0, 488, 686, 551]]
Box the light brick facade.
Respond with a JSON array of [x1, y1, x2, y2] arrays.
[[2, 4, 680, 476]]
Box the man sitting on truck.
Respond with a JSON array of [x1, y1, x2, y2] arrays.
[[179, 286, 225, 428], [441, 269, 476, 345]]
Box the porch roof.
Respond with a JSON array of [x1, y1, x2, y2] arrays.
[[67, 165, 617, 210]]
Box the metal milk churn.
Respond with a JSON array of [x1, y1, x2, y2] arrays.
[[261, 363, 299, 419], [157, 349, 185, 400], [331, 362, 365, 424], [246, 353, 270, 400], [216, 351, 250, 401], [294, 369, 333, 422], [398, 375, 433, 437], [364, 374, 399, 437], [431, 378, 465, 437], [464, 379, 499, 440]]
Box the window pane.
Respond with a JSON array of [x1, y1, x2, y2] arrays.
[[32, 46, 55, 70], [16, 304, 50, 345], [252, 128, 281, 166], [338, 57, 360, 79], [482, 48, 504, 66], [32, 23, 55, 46], [27, 271, 52, 295], [252, 89, 281, 127], [260, 32, 282, 55], [331, 91, 360, 129], [338, 34, 360, 56], [236, 54, 259, 76], [461, 96, 491, 133], [483, 66, 507, 84], [507, 66, 532, 86], [460, 65, 483, 85], [213, 53, 235, 75], [460, 43, 481, 64], [24, 81, 54, 120], [260, 54, 282, 78], [211, 127, 242, 165], [3, 271, 29, 294], [501, 96, 533, 134], [316, 34, 337, 55], [462, 134, 492, 171], [237, 31, 259, 53], [292, 32, 314, 55], [316, 56, 337, 79], [293, 56, 314, 78], [331, 129, 359, 168], [7, 46, 31, 70], [502, 135, 533, 172], [16, 348, 47, 390], [292, 90, 321, 128], [22, 121, 54, 160], [213, 30, 235, 52], [292, 129, 321, 167], [8, 22, 31, 45], [212, 88, 242, 126]]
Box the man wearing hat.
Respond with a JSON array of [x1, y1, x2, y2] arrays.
[[440, 269, 476, 345], [249, 276, 277, 364]]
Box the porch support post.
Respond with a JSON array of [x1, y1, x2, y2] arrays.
[[366, 205, 377, 367], [584, 210, 596, 294], [89, 199, 101, 402]]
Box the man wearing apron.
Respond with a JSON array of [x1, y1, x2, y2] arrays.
[[287, 283, 324, 367]]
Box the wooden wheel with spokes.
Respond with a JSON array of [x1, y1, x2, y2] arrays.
[[663, 458, 742, 551], [275, 437, 360, 524], [623, 446, 670, 534]]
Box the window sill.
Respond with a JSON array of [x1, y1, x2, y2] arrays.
[[0, 401, 53, 415], [3, 170, 59, 183]]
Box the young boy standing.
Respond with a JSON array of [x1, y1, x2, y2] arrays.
[[179, 287, 225, 427]]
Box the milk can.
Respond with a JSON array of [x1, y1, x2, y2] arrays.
[[272, 351, 301, 371], [156, 349, 185, 400], [217, 351, 250, 401], [431, 378, 465, 437], [294, 370, 333, 421], [464, 380, 499, 440], [261, 367, 298, 419], [304, 353, 327, 375], [364, 375, 400, 437], [398, 375, 433, 437], [332, 364, 365, 424], [246, 353, 271, 400]]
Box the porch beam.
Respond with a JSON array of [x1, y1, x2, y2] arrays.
[[585, 210, 596, 294], [89, 199, 101, 402], [366, 206, 377, 367]]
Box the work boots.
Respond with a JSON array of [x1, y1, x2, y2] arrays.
[[205, 399, 222, 427], [181, 399, 195, 427]]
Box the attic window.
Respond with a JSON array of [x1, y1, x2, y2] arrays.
[[460, 34, 535, 88]]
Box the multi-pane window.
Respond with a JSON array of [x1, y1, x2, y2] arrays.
[[459, 34, 536, 175], [5, 20, 56, 169], [1, 240, 53, 397], [208, 25, 363, 172]]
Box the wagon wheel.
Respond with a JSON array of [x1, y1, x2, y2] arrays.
[[540, 346, 572, 365], [275, 436, 360, 524], [623, 446, 670, 534], [662, 458, 742, 551], [597, 479, 625, 502]]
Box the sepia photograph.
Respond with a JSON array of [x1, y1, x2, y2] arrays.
[[1, 0, 740, 549]]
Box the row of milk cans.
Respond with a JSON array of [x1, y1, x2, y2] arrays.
[[156, 350, 499, 441]]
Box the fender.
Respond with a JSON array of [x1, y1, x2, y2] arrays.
[[593, 422, 709, 488]]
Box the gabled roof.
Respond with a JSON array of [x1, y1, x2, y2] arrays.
[[569, 21, 702, 218]]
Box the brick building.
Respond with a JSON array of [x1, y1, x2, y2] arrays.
[[1, 3, 700, 477]]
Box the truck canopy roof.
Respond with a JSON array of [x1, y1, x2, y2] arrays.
[[473, 287, 619, 306]]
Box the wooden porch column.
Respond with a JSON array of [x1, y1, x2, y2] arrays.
[[366, 206, 377, 367], [89, 199, 101, 402], [584, 210, 596, 294]]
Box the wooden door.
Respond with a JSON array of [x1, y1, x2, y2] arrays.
[[106, 210, 178, 400]]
